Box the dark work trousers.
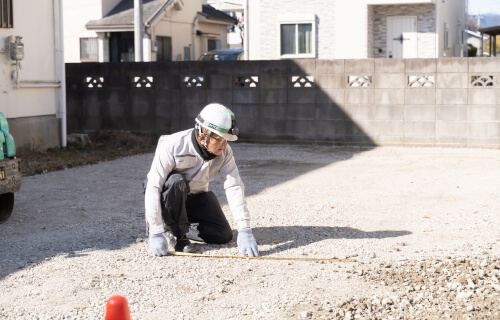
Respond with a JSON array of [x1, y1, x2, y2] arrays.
[[157, 173, 233, 244]]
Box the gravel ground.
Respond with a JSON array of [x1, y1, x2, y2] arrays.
[[0, 143, 499, 320]]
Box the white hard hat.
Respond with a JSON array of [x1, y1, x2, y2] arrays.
[[195, 103, 239, 141]]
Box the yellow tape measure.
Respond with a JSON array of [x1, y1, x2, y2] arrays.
[[167, 251, 356, 262]]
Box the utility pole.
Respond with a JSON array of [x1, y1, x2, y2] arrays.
[[134, 0, 144, 62]]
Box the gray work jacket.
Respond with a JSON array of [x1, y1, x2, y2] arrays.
[[145, 129, 250, 234]]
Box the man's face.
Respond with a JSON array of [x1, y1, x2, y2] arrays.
[[203, 132, 227, 155]]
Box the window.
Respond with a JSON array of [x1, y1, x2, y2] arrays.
[[207, 39, 221, 51], [278, 15, 315, 58], [0, 0, 13, 28], [80, 38, 98, 61]]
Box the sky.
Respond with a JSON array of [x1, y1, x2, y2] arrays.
[[468, 0, 500, 15]]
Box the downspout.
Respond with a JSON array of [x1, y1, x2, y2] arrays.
[[244, 0, 249, 60], [192, 14, 200, 60], [134, 0, 144, 62], [56, 0, 67, 147], [435, 0, 440, 58]]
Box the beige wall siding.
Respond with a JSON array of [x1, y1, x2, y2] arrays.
[[0, 0, 58, 118], [63, 0, 103, 63]]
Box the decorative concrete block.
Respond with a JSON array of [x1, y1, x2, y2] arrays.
[[374, 104, 404, 120], [436, 105, 467, 121], [344, 104, 374, 120], [316, 104, 346, 120], [345, 89, 374, 104], [436, 121, 467, 137], [374, 120, 404, 135], [375, 59, 405, 73], [468, 74, 498, 88], [316, 74, 344, 89], [316, 89, 344, 104], [405, 89, 435, 105], [260, 89, 287, 104], [467, 89, 497, 105], [405, 105, 435, 121], [315, 59, 344, 74], [436, 89, 467, 105], [436, 73, 468, 89], [469, 105, 500, 121], [345, 59, 375, 74], [287, 104, 315, 120], [437, 58, 468, 73], [375, 89, 404, 104], [373, 74, 405, 88], [404, 121, 435, 137], [468, 57, 500, 73]]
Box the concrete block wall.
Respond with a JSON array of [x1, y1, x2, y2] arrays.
[[66, 57, 500, 149]]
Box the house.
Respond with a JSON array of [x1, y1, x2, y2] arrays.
[[466, 29, 488, 56], [0, 0, 65, 150], [236, 0, 468, 59], [477, 25, 500, 57], [63, 0, 237, 63]]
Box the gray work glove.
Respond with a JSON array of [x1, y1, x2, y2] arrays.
[[237, 228, 258, 257], [149, 233, 168, 256]]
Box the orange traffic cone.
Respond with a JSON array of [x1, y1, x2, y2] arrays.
[[105, 295, 131, 320]]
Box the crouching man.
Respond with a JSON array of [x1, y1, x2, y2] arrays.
[[144, 103, 258, 257]]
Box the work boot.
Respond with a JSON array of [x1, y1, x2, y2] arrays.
[[186, 223, 203, 242], [175, 234, 196, 253]]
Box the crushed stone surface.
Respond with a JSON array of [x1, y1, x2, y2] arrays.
[[0, 143, 499, 319]]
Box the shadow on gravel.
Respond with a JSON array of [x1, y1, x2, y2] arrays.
[[251, 226, 412, 257]]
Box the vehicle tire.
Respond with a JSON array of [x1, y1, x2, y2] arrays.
[[0, 193, 15, 224]]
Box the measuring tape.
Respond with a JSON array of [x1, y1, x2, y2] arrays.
[[167, 251, 356, 262]]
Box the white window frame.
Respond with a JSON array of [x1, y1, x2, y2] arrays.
[[278, 14, 316, 59]]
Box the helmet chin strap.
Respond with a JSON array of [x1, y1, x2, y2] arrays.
[[195, 123, 214, 154]]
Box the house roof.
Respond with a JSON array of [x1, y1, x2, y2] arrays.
[[201, 4, 237, 24], [86, 0, 236, 31], [86, 0, 173, 30], [478, 25, 500, 36]]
